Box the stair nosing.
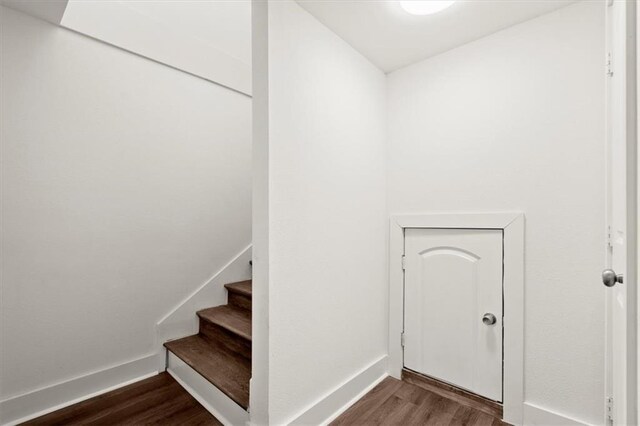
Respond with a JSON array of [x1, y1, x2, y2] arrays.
[[224, 280, 252, 297], [197, 305, 252, 342]]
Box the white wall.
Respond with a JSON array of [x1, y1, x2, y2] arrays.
[[254, 1, 388, 423], [387, 2, 605, 424], [106, 0, 251, 65], [60, 0, 251, 95], [250, 0, 270, 423], [0, 0, 67, 24], [0, 3, 251, 409]]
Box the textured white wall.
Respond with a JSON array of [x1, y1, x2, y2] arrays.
[[387, 2, 605, 423], [261, 1, 388, 423], [250, 0, 270, 423], [60, 0, 251, 95], [0, 5, 251, 401]]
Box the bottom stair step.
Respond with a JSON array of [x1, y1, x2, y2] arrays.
[[164, 335, 250, 410], [167, 352, 249, 426]]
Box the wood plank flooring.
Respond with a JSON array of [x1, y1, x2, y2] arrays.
[[22, 373, 221, 426], [402, 369, 503, 419], [331, 377, 506, 426]]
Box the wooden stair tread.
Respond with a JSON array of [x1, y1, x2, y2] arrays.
[[224, 280, 252, 297], [164, 335, 250, 410], [198, 305, 251, 341]]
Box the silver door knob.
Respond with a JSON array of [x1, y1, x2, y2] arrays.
[[602, 269, 624, 287], [482, 313, 497, 326]]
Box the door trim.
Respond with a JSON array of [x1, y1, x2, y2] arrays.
[[388, 212, 524, 425], [605, 1, 638, 424]]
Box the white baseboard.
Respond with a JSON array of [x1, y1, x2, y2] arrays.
[[0, 354, 158, 426], [156, 245, 252, 370], [523, 402, 591, 426], [287, 355, 389, 426], [167, 352, 249, 426]]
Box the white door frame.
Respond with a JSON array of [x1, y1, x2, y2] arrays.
[[605, 0, 638, 424], [388, 212, 524, 425]]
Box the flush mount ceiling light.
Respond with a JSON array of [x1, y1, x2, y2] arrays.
[[399, 0, 456, 15]]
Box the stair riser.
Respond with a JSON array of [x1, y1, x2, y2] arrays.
[[199, 320, 251, 360], [228, 292, 251, 311]]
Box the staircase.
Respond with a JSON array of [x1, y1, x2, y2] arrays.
[[164, 280, 252, 423]]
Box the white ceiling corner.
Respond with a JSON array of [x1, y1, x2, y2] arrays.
[[296, 0, 578, 73]]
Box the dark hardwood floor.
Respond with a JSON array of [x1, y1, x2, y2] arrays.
[[22, 373, 221, 426], [331, 376, 506, 426], [22, 368, 504, 426], [402, 369, 503, 419]]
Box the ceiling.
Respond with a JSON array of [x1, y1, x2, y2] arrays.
[[117, 0, 251, 65], [1, 0, 68, 24], [296, 0, 577, 73]]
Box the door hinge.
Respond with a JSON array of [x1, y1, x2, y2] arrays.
[[606, 397, 614, 423], [401, 332, 405, 348], [401, 255, 406, 270], [607, 52, 614, 77]]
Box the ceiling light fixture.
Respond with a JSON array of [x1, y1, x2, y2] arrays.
[[399, 0, 456, 15]]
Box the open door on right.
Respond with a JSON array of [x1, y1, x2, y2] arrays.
[[605, 1, 637, 425]]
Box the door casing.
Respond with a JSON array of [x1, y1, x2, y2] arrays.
[[605, 1, 638, 424], [388, 213, 524, 424]]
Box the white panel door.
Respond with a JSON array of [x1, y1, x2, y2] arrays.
[[404, 228, 503, 402]]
